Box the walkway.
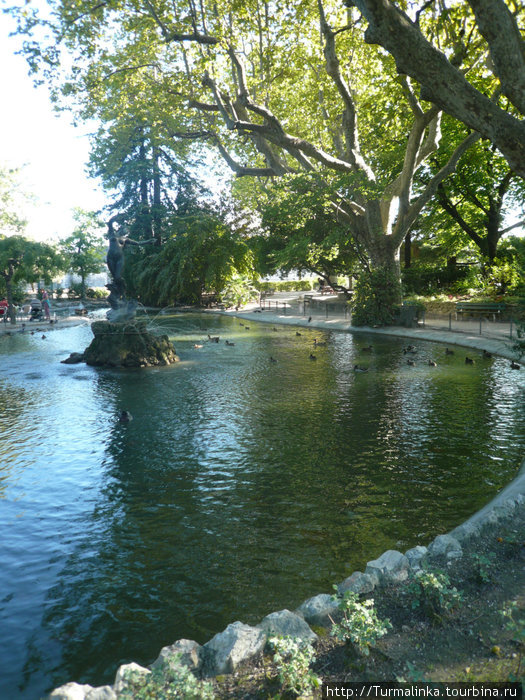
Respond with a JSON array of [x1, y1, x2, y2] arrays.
[[214, 292, 523, 362]]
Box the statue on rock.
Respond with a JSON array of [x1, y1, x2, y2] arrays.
[[105, 216, 154, 322], [61, 215, 180, 367]]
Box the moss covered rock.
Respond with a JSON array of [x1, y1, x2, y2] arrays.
[[83, 320, 179, 368]]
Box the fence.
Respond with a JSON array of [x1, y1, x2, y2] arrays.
[[259, 295, 521, 341]]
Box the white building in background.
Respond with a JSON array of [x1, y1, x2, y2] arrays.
[[57, 272, 109, 290]]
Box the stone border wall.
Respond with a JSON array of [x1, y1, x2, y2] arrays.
[[48, 457, 525, 700]]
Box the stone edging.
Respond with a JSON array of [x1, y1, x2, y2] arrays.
[[48, 455, 525, 700]]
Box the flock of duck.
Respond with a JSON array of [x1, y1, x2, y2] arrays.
[[196, 325, 522, 372]]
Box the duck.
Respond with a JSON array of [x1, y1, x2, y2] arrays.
[[244, 326, 250, 330], [510, 361, 521, 370], [403, 346, 417, 354], [296, 331, 302, 336], [41, 334, 46, 339], [406, 359, 416, 366], [465, 357, 475, 365], [313, 338, 327, 346], [272, 327, 278, 331], [309, 353, 317, 360], [445, 348, 454, 355], [239, 322, 244, 327], [353, 364, 369, 372], [207, 334, 220, 342], [270, 356, 277, 363], [119, 410, 133, 423], [308, 316, 312, 323], [193, 343, 203, 349], [483, 350, 492, 358], [427, 360, 437, 367], [225, 340, 235, 346], [362, 345, 373, 352]]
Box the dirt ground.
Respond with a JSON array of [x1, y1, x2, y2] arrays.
[[212, 505, 525, 698]]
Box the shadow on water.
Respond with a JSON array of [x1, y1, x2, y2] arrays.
[[0, 314, 523, 697]]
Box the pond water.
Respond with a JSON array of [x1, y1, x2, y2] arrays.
[[0, 312, 524, 698]]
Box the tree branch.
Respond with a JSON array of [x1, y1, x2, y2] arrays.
[[346, 0, 525, 178]]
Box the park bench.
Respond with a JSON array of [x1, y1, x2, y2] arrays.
[[455, 301, 506, 322]]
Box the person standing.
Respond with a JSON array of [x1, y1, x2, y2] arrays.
[[41, 290, 51, 321]]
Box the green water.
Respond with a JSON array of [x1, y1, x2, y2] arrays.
[[0, 312, 523, 698]]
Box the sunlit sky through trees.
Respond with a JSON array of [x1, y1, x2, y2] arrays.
[[0, 10, 108, 243]]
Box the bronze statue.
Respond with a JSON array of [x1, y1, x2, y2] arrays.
[[105, 216, 154, 319]]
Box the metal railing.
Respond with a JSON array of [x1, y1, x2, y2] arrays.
[[258, 296, 520, 342]]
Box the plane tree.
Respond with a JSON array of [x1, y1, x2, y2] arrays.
[[345, 0, 525, 178], [9, 0, 483, 323]]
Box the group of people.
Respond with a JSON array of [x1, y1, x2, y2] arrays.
[[0, 290, 52, 323]]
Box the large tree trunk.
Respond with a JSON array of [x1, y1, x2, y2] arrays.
[[352, 235, 403, 326]]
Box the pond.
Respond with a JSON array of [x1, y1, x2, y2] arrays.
[[0, 312, 524, 698]]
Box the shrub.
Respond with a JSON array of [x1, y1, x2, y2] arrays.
[[268, 636, 321, 697], [406, 569, 463, 621], [330, 590, 392, 655], [119, 659, 215, 700]]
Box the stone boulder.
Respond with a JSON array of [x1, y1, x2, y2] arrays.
[[257, 609, 317, 642], [85, 688, 117, 700], [296, 593, 340, 627], [365, 550, 410, 584], [203, 621, 266, 676], [405, 545, 428, 570], [151, 638, 203, 673], [47, 683, 93, 700], [426, 534, 462, 562], [337, 571, 378, 596], [113, 662, 150, 695], [83, 320, 179, 368]]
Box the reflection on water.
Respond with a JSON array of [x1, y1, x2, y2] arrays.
[[0, 314, 523, 698]]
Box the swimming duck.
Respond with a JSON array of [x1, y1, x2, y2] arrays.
[[119, 410, 133, 423], [296, 331, 302, 336], [445, 348, 454, 355], [403, 346, 417, 354], [308, 316, 312, 323], [314, 338, 327, 346], [207, 334, 220, 342], [362, 345, 373, 352], [309, 353, 317, 360], [465, 357, 475, 364], [193, 344, 203, 349], [353, 364, 369, 372], [510, 361, 521, 370], [244, 326, 250, 330], [406, 359, 416, 366], [225, 340, 235, 346], [483, 350, 492, 358], [41, 334, 46, 339], [427, 360, 437, 367], [270, 356, 277, 363]]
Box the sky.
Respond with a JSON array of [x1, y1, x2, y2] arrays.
[[0, 10, 108, 243]]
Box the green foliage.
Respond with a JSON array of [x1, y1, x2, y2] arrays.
[[406, 570, 463, 621], [351, 266, 402, 327], [220, 275, 259, 308], [331, 590, 392, 655], [470, 552, 496, 584], [258, 280, 315, 292], [480, 257, 523, 297], [67, 282, 84, 299], [268, 636, 321, 697], [501, 601, 525, 681], [119, 660, 215, 700], [129, 208, 256, 306], [402, 263, 479, 296], [85, 287, 109, 299], [512, 320, 525, 359], [0, 164, 30, 235], [59, 208, 106, 297]]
